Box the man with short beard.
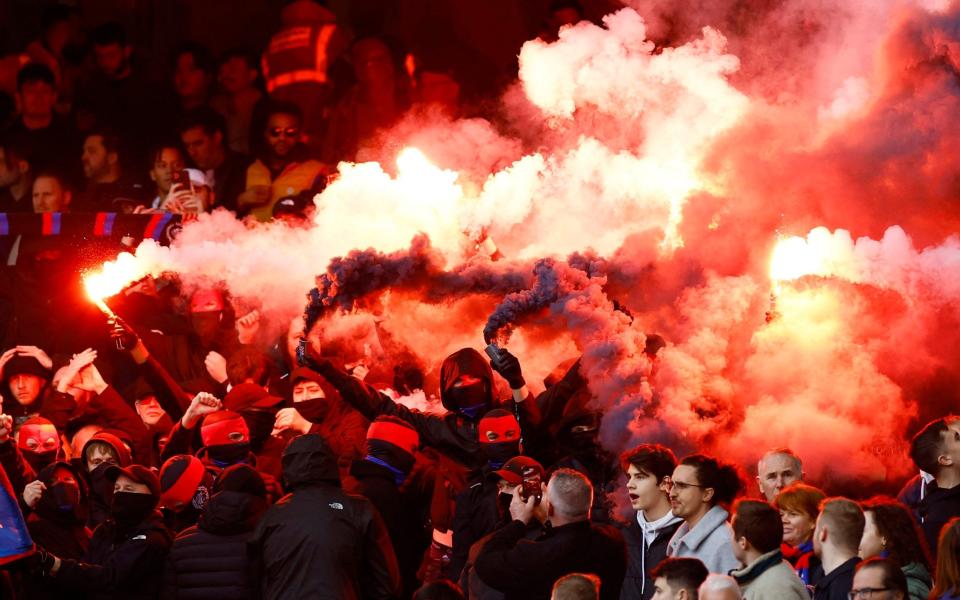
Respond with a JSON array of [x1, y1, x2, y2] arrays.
[[240, 100, 326, 221]]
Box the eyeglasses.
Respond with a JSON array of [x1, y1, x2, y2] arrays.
[[663, 479, 706, 491], [268, 127, 299, 138], [848, 588, 891, 599]]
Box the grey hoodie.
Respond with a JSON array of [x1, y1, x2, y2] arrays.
[[666, 505, 739, 574]]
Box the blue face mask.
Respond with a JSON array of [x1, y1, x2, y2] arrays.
[[365, 455, 407, 486], [459, 403, 488, 420]]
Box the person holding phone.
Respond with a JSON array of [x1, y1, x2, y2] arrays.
[[153, 168, 214, 214]]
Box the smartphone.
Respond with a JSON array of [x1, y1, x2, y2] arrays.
[[171, 169, 192, 191], [520, 476, 542, 504]]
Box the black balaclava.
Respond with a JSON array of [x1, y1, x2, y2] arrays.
[[364, 417, 419, 486], [440, 348, 495, 420]]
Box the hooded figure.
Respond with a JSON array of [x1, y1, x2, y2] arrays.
[[448, 410, 524, 580], [250, 434, 401, 599], [440, 349, 496, 419], [22, 461, 92, 600], [29, 461, 91, 558], [550, 409, 619, 523], [288, 366, 368, 469], [302, 347, 522, 470], [345, 416, 430, 597], [17, 416, 62, 472], [52, 464, 173, 599], [79, 431, 133, 528], [163, 464, 268, 600], [2, 353, 52, 424]]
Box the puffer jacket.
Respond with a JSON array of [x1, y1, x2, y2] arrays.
[[163, 489, 267, 600]]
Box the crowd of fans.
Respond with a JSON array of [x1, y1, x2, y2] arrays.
[[4, 294, 960, 600], [0, 0, 585, 221], [2, 1, 960, 600]]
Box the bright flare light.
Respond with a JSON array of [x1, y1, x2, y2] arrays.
[[396, 147, 460, 199], [83, 252, 145, 315], [769, 235, 825, 283]]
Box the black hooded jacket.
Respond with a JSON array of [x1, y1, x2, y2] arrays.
[[28, 461, 91, 559], [163, 489, 267, 600], [21, 461, 92, 600], [917, 482, 960, 556], [55, 509, 174, 600], [345, 458, 430, 598], [310, 349, 532, 470], [249, 434, 401, 600]]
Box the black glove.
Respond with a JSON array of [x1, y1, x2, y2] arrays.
[[108, 316, 139, 351], [490, 349, 525, 389], [25, 546, 57, 577]]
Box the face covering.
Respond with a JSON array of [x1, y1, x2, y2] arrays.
[[207, 443, 251, 469], [191, 312, 221, 345], [36, 481, 83, 524], [23, 449, 57, 473], [111, 491, 157, 528], [294, 398, 328, 423], [445, 381, 489, 418], [482, 441, 519, 470], [88, 462, 116, 506]]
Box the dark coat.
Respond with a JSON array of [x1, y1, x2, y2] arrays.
[[450, 472, 503, 581], [619, 515, 683, 600], [312, 354, 535, 471], [812, 557, 861, 600], [345, 458, 430, 598], [475, 519, 627, 600], [163, 489, 266, 600], [55, 511, 173, 600], [917, 483, 960, 556], [249, 434, 400, 600]]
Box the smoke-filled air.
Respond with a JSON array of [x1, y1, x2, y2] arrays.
[[87, 0, 960, 489]]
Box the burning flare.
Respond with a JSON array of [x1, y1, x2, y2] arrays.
[[83, 252, 144, 315], [769, 235, 824, 283]]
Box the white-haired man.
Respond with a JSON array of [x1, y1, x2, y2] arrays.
[[756, 448, 804, 503]]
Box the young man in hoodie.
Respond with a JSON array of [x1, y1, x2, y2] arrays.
[[909, 416, 960, 555], [729, 500, 809, 599], [621, 444, 684, 600]]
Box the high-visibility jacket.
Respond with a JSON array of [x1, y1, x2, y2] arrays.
[[262, 24, 338, 93], [244, 158, 326, 222]]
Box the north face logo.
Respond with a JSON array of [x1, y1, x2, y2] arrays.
[[328, 502, 344, 510]]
